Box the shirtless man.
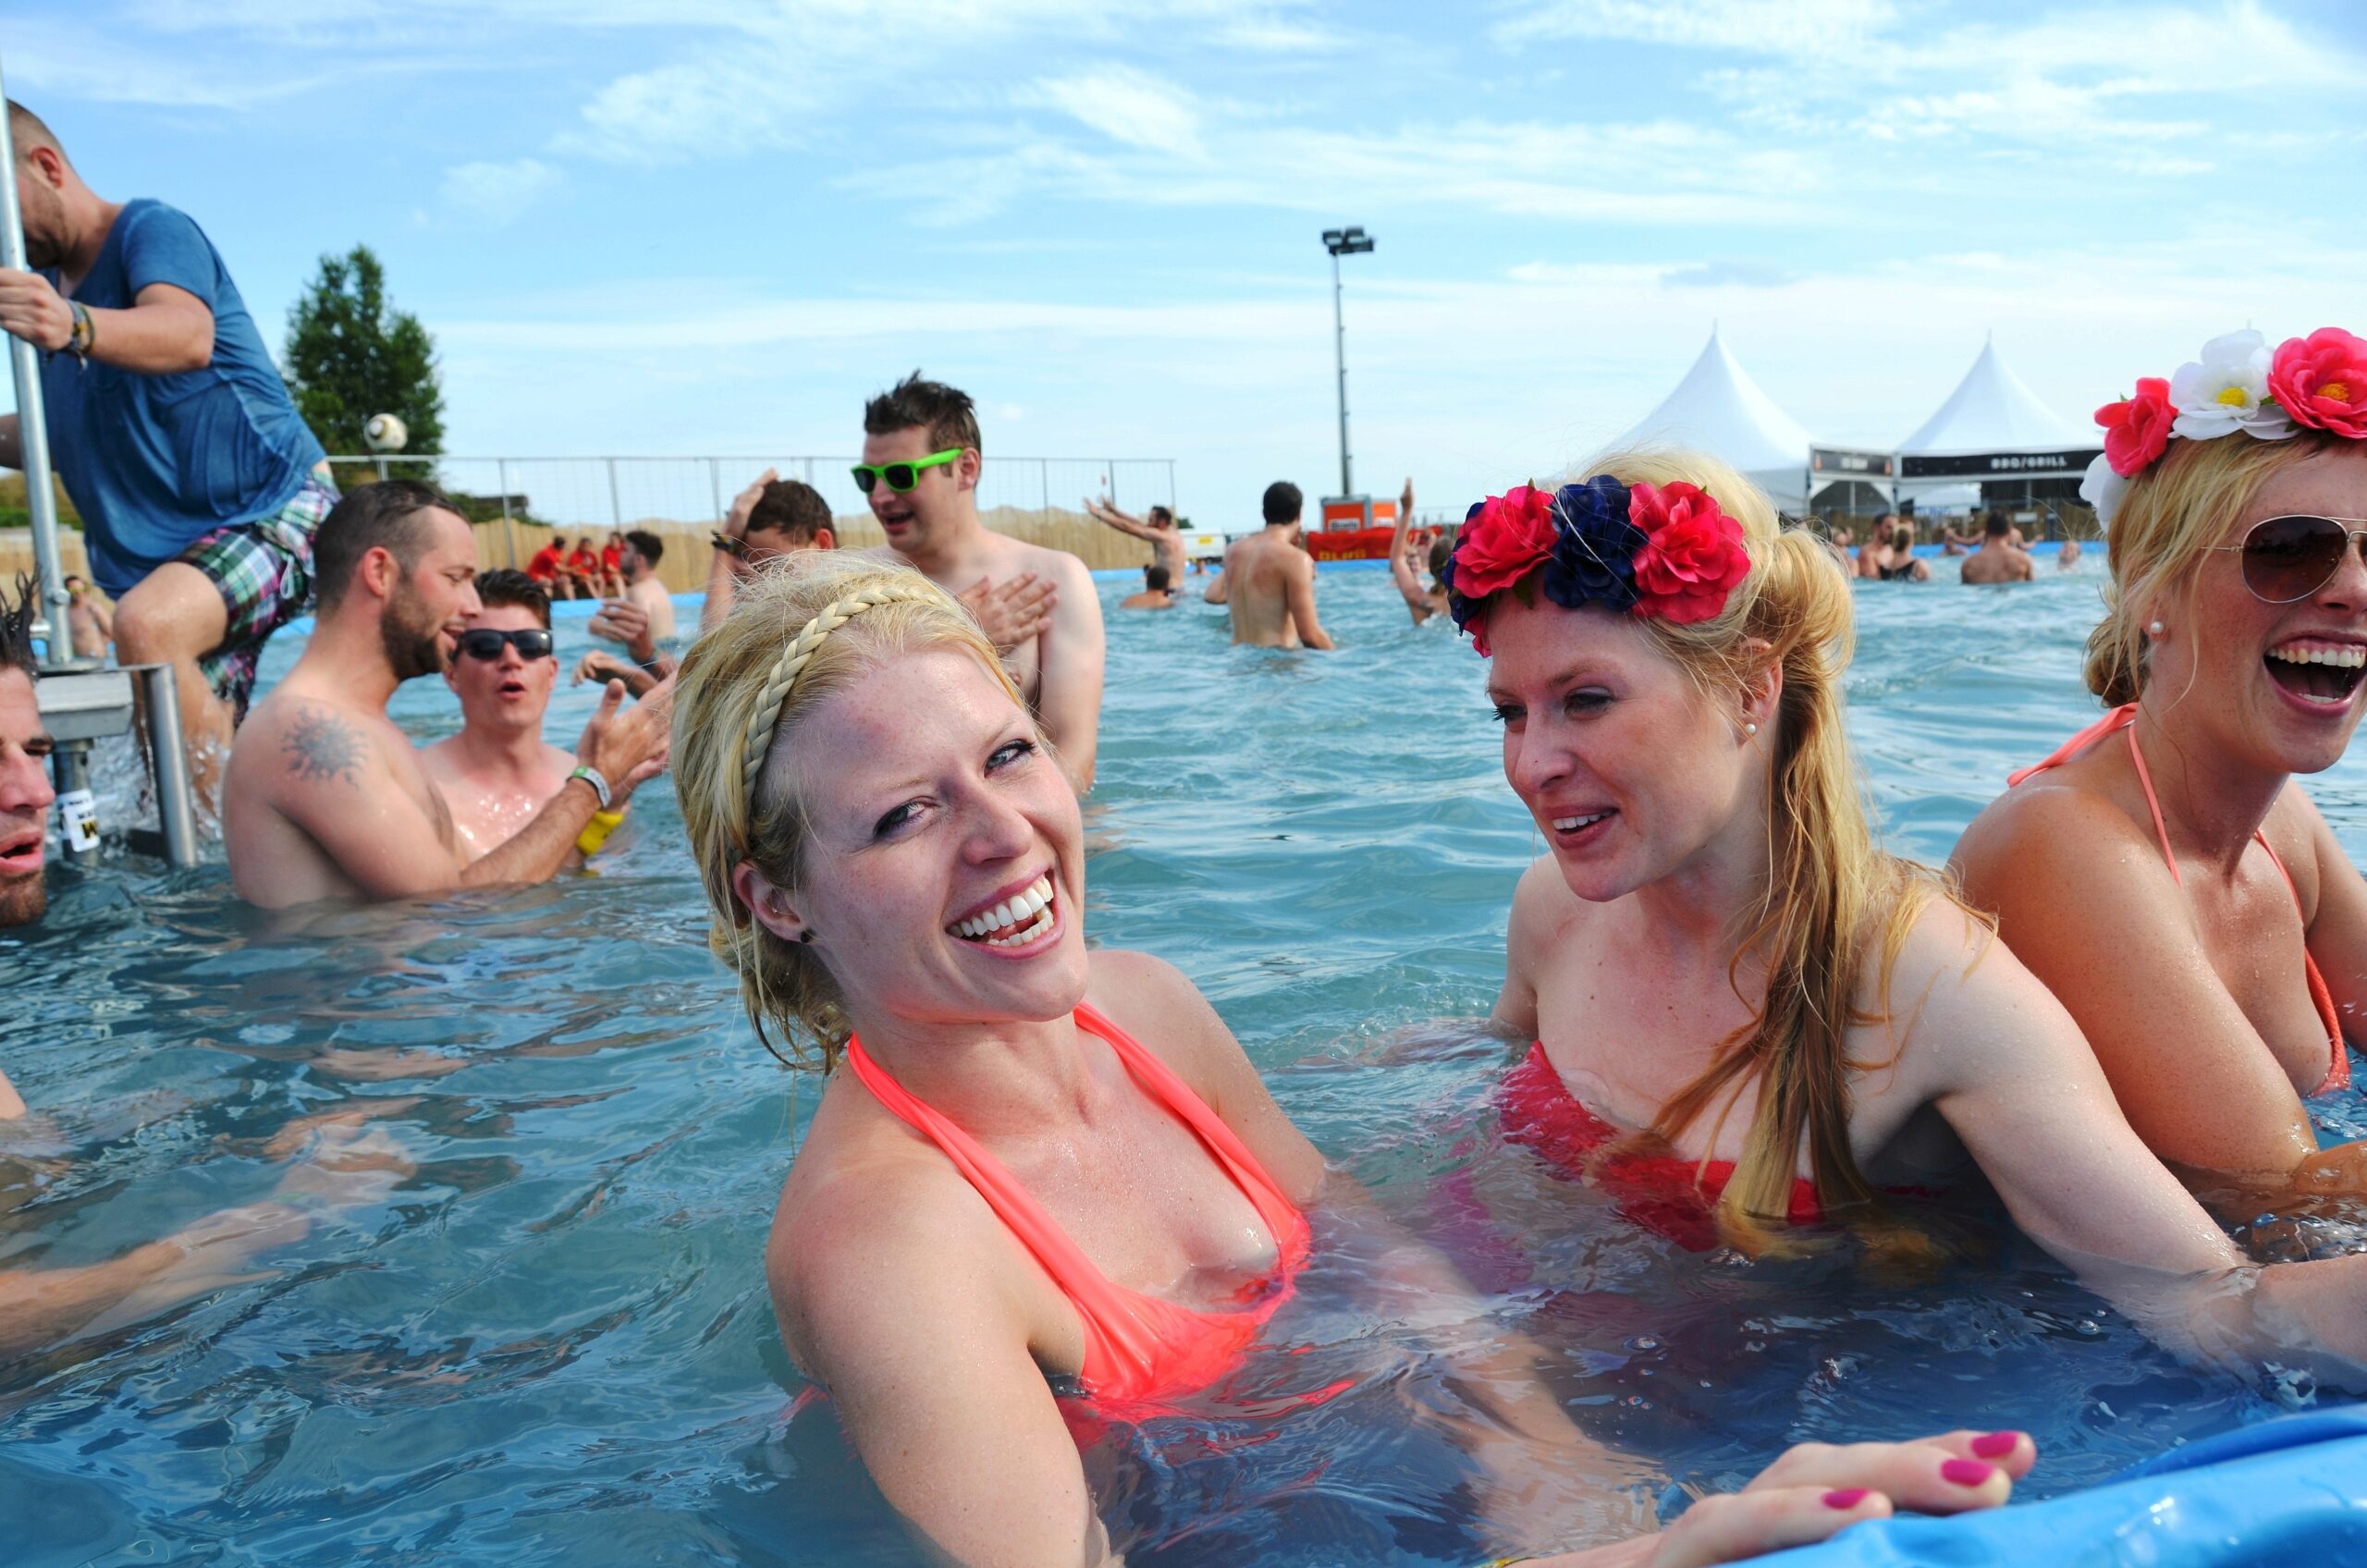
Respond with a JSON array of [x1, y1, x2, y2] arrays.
[[223, 480, 670, 909], [62, 574, 112, 659], [1085, 496, 1187, 585], [418, 570, 589, 864], [1, 578, 57, 930], [1389, 476, 1449, 625], [1220, 480, 1332, 649], [1957, 512, 2035, 585], [1118, 562, 1177, 609], [578, 528, 677, 691], [858, 372, 1102, 792]]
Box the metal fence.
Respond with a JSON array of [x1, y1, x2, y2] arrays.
[[325, 455, 1177, 535]]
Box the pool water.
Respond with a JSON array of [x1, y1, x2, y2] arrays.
[[5, 551, 2362, 1566]]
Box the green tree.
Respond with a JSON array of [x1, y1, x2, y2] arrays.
[[281, 245, 445, 457]]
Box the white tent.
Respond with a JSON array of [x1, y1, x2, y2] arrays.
[[1613, 328, 1812, 510], [1898, 335, 2091, 457]]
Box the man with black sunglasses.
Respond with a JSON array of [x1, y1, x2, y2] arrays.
[[421, 571, 599, 864], [858, 372, 1104, 793], [225, 482, 672, 908]]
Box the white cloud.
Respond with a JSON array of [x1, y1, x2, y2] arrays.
[[1026, 66, 1208, 158], [442, 157, 563, 221], [1496, 0, 1897, 54]]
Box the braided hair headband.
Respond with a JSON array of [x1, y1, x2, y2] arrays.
[[736, 582, 951, 808]]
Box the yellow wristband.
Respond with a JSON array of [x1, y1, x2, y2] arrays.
[[575, 808, 626, 857]]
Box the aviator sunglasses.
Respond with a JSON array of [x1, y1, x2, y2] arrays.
[[851, 447, 963, 494], [457, 628, 556, 662], [2213, 514, 2367, 605]]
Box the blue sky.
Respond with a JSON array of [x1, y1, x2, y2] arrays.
[[7, 0, 2364, 527]]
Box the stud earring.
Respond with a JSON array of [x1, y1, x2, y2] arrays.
[[799, 929, 816, 945], [2148, 620, 2166, 638], [1745, 722, 1759, 736]]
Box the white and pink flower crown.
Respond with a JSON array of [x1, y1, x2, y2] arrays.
[[2079, 326, 2367, 529]]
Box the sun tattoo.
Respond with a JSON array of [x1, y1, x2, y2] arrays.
[[283, 708, 363, 785]]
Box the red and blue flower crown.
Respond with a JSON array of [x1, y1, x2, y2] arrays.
[[1441, 474, 1750, 655]]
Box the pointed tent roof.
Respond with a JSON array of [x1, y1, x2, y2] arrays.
[[1613, 328, 1812, 507], [1898, 336, 2090, 455]]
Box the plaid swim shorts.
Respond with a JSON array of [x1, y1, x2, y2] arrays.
[[181, 475, 339, 724]]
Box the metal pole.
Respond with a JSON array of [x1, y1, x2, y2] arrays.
[[138, 663, 200, 867], [0, 52, 76, 671], [607, 456, 623, 530], [708, 457, 724, 524], [497, 458, 516, 567], [1331, 250, 1352, 496]]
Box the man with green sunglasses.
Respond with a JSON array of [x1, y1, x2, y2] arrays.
[[858, 371, 1104, 794]]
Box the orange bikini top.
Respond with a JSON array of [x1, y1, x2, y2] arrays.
[[2011, 704, 2349, 1096], [842, 1002, 1313, 1412]]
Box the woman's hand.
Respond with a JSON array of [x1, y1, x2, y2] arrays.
[[1522, 1430, 2035, 1568]]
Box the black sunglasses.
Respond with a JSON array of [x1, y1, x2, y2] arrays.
[[457, 628, 556, 662], [2212, 514, 2367, 605]]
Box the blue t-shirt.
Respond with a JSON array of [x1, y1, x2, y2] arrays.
[[40, 199, 325, 596]]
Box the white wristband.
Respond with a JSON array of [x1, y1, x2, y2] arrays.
[[568, 765, 613, 812]]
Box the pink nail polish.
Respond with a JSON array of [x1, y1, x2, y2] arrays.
[[1822, 1488, 1870, 1510], [1942, 1458, 1995, 1487], [1971, 1431, 2021, 1460]]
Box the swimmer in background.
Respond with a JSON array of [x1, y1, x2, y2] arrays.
[[1390, 476, 1451, 625], [857, 372, 1102, 793], [1958, 512, 2035, 584], [1219, 480, 1333, 649], [2058, 538, 2085, 570], [1084, 495, 1188, 587], [1852, 513, 1895, 580], [62, 573, 111, 658], [1955, 326, 2367, 1213], [670, 553, 2031, 1568], [1446, 453, 2367, 1379], [1875, 515, 1932, 581], [223, 480, 672, 909], [1117, 562, 1176, 609], [574, 530, 677, 693], [420, 570, 614, 864]]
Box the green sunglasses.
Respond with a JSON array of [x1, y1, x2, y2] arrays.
[[852, 447, 964, 494]]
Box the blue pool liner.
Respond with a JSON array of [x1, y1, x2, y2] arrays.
[[1763, 1406, 2367, 1565]]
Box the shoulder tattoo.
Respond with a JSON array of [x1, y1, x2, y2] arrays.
[[282, 707, 365, 786]]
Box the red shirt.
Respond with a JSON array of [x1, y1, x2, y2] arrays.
[[602, 543, 624, 572], [527, 545, 564, 582], [569, 548, 599, 578]]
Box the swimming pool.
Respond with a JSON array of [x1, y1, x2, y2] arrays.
[[6, 551, 2361, 1565]]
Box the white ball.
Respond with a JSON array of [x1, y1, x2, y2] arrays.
[[363, 412, 409, 453]]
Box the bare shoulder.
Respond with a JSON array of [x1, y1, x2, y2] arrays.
[[1508, 853, 1583, 948], [1085, 948, 1219, 1058], [767, 1104, 1002, 1368], [236, 692, 376, 802], [1952, 769, 2151, 899], [1013, 538, 1094, 591]]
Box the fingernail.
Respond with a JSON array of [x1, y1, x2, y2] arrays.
[[1942, 1459, 1995, 1487], [1971, 1431, 2022, 1459], [1822, 1488, 1870, 1510]]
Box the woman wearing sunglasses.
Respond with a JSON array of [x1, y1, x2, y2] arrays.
[[1955, 326, 2367, 1208]]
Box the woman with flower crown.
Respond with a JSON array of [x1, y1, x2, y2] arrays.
[[1954, 327, 2367, 1206], [1441, 446, 2367, 1374]]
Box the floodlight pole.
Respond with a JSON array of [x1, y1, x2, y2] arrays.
[[1321, 227, 1374, 498]]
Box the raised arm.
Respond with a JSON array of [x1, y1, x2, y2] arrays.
[[465, 678, 675, 887], [1084, 496, 1158, 543], [1389, 477, 1432, 618], [1036, 554, 1105, 794], [1286, 553, 1333, 651], [1954, 787, 2365, 1200]]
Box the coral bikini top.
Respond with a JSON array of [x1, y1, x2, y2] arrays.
[[843, 1002, 1313, 1411], [2010, 703, 2349, 1096]]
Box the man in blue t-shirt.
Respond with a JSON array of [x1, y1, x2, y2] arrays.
[[0, 101, 334, 803]]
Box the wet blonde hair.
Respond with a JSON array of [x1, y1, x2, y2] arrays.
[[673, 554, 1024, 1071], [2084, 430, 2349, 707], [1536, 448, 1968, 1256]]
